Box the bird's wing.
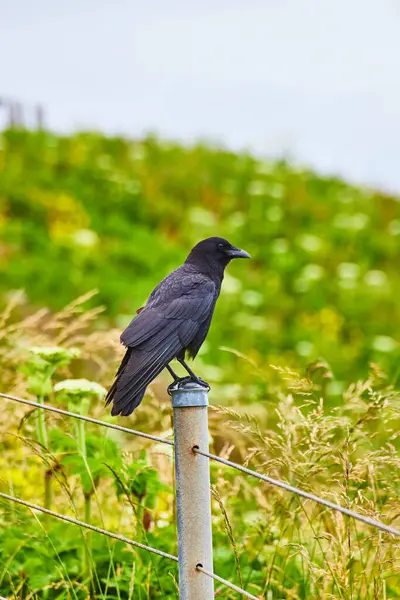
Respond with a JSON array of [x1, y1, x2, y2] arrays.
[[120, 271, 216, 348], [107, 272, 217, 415]]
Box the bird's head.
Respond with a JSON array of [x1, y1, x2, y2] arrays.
[[185, 237, 251, 273]]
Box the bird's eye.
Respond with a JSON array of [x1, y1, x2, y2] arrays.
[[218, 243, 224, 249]]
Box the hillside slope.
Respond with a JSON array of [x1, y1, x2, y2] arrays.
[[1, 128, 400, 390]]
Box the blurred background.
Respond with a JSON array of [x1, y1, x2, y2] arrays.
[[1, 2, 400, 598], [1, 0, 400, 397], [2, 0, 400, 190]]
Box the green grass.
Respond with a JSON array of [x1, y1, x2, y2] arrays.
[[1, 128, 400, 391], [1, 129, 400, 598], [0, 282, 399, 599]]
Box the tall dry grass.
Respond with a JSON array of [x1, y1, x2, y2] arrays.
[[0, 295, 399, 598]]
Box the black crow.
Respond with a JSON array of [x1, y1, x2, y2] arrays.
[[106, 236, 250, 416]]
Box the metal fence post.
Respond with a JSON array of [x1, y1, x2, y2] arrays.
[[170, 381, 214, 600]]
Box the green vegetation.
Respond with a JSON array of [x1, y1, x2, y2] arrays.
[[2, 128, 400, 390], [0, 129, 400, 598]]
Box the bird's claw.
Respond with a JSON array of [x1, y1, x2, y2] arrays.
[[167, 376, 210, 395], [192, 376, 210, 390]]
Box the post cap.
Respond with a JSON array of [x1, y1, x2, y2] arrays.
[[169, 380, 209, 407]]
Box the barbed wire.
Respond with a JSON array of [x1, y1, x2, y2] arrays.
[[0, 491, 178, 562], [194, 447, 400, 537], [196, 565, 259, 600], [0, 392, 173, 446]]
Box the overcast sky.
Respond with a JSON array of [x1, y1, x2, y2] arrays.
[[2, 0, 400, 192]]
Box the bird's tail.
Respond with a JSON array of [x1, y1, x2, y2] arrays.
[[105, 348, 147, 416], [107, 382, 146, 416], [106, 336, 182, 416]]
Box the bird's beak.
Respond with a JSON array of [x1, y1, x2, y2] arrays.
[[226, 246, 251, 259]]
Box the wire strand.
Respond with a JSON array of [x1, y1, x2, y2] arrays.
[[196, 565, 260, 600], [194, 448, 400, 537], [0, 491, 178, 562], [0, 392, 173, 446]]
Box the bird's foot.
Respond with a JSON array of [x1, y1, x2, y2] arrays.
[[190, 375, 210, 390], [167, 376, 210, 395], [167, 376, 189, 395]]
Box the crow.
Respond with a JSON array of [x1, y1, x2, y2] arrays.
[[106, 236, 250, 416]]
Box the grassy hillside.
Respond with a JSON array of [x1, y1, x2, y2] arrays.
[[1, 129, 400, 395], [1, 129, 400, 598]]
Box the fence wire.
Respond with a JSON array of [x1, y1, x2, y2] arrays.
[[0, 491, 178, 562], [194, 447, 400, 537], [2, 391, 399, 537], [196, 565, 260, 600], [2, 389, 399, 600], [0, 392, 260, 599], [0, 392, 173, 446], [0, 492, 259, 600]]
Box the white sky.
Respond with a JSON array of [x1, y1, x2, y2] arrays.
[[1, 0, 400, 192]]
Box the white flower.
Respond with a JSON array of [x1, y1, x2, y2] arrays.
[[298, 234, 323, 253], [29, 346, 80, 365], [301, 264, 325, 281], [227, 212, 246, 229], [234, 312, 268, 331], [364, 270, 388, 287], [271, 238, 289, 254], [333, 213, 369, 231], [54, 379, 107, 398], [223, 273, 242, 294], [242, 290, 264, 307], [72, 229, 98, 248], [337, 263, 360, 280], [296, 341, 314, 356], [371, 336, 398, 353], [188, 207, 216, 227], [248, 180, 265, 196], [267, 183, 285, 199], [389, 220, 400, 235]]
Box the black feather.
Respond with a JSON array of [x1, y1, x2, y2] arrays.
[[106, 237, 250, 415]]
